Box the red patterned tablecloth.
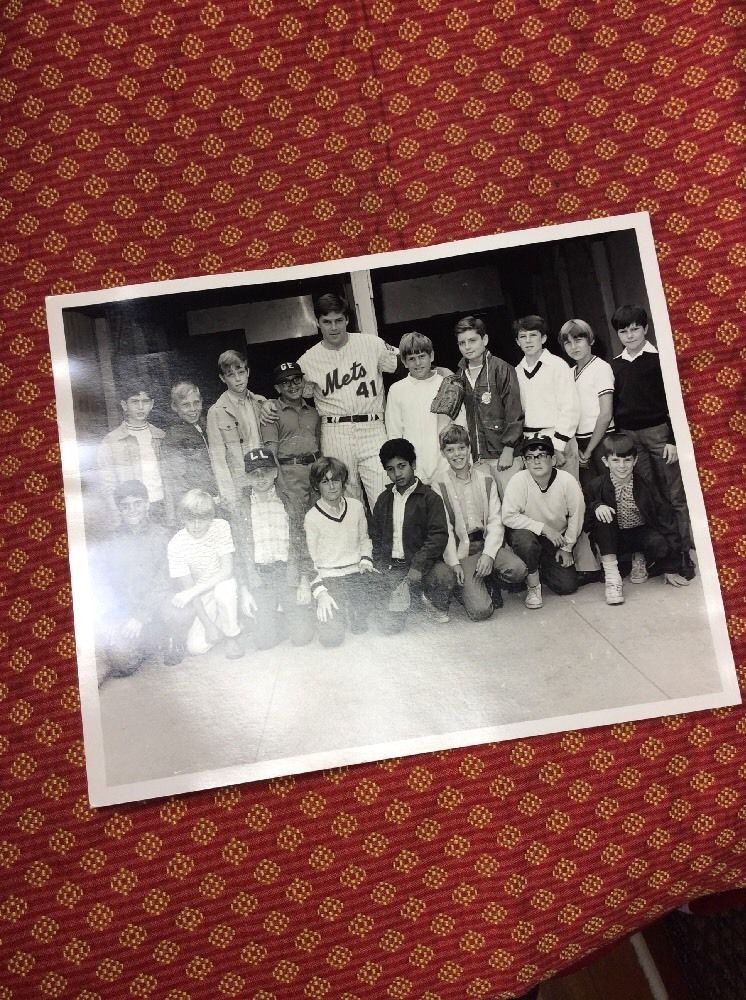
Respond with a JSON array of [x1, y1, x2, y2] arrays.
[[1, 2, 744, 997]]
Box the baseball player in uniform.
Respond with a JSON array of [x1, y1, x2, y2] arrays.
[[297, 293, 399, 508]]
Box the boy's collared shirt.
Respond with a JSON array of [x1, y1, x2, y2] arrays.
[[617, 341, 658, 363], [391, 478, 420, 559], [608, 475, 645, 528], [447, 468, 482, 534], [434, 465, 504, 566], [261, 396, 320, 457], [249, 486, 290, 564]]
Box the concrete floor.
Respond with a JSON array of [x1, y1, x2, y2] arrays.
[[97, 569, 727, 795]]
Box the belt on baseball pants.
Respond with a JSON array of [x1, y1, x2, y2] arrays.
[[322, 414, 381, 423], [277, 453, 320, 465]]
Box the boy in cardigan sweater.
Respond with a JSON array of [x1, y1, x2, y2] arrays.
[[304, 456, 377, 647], [432, 424, 527, 622], [610, 304, 694, 580], [502, 436, 585, 609], [232, 448, 315, 650]]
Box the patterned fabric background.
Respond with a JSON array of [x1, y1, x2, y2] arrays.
[[1, 1, 744, 997]]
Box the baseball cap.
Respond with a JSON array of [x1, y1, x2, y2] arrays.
[[244, 448, 277, 473], [522, 434, 555, 457], [273, 361, 303, 383]]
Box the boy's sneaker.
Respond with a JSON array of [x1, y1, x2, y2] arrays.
[[525, 584, 543, 610], [421, 593, 449, 623], [679, 551, 697, 581], [629, 555, 648, 584], [605, 580, 625, 605], [224, 635, 244, 659]]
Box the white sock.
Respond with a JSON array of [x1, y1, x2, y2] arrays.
[[602, 558, 621, 583]]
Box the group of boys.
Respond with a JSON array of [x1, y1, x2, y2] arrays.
[[94, 293, 695, 681]]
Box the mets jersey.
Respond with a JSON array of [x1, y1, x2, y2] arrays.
[[298, 332, 398, 419]]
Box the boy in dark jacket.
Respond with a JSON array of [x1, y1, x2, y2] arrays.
[[584, 433, 689, 605], [371, 438, 454, 631], [454, 316, 524, 498]]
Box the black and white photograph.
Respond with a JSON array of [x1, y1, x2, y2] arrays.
[[46, 212, 739, 807]]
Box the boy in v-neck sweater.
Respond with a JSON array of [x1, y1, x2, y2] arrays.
[[304, 456, 376, 647]]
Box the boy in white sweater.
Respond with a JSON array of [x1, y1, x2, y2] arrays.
[[514, 315, 580, 481], [304, 457, 377, 646], [384, 332, 463, 484], [501, 436, 585, 609]]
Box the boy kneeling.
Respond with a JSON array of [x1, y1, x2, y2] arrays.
[[432, 424, 527, 621], [304, 456, 377, 646], [233, 448, 315, 650], [502, 436, 585, 609], [167, 490, 243, 658], [371, 438, 455, 630], [584, 433, 685, 605]]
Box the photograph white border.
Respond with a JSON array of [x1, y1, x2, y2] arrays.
[[46, 212, 740, 806]]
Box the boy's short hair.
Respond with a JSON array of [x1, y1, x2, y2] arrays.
[[117, 376, 153, 402], [454, 315, 487, 339], [611, 305, 648, 330], [439, 423, 470, 449], [558, 319, 595, 346], [380, 438, 416, 467], [602, 432, 638, 458], [114, 479, 149, 505], [512, 315, 548, 337], [309, 456, 349, 489], [522, 434, 555, 457], [170, 381, 200, 405], [179, 489, 216, 520], [399, 331, 433, 357], [314, 292, 349, 319], [217, 349, 247, 374]]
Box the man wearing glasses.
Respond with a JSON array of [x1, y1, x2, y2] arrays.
[[501, 436, 585, 610], [262, 361, 321, 511]]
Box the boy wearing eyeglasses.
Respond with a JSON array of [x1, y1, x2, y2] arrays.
[[262, 361, 321, 510], [501, 436, 585, 609], [304, 456, 377, 646]]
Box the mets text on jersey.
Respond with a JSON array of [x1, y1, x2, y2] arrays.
[[322, 361, 378, 400]]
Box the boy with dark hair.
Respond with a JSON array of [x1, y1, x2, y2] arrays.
[[371, 438, 454, 630], [385, 331, 463, 484], [296, 292, 399, 508], [513, 315, 580, 480], [303, 456, 377, 646], [206, 349, 266, 512], [232, 448, 315, 650], [167, 489, 243, 658], [453, 315, 524, 496], [609, 304, 694, 580], [92, 479, 188, 684], [584, 433, 687, 604], [261, 361, 320, 510], [432, 424, 527, 621], [97, 377, 166, 527], [501, 436, 585, 609], [162, 381, 219, 523]]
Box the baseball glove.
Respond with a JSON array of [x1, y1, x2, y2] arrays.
[[430, 374, 465, 420]]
